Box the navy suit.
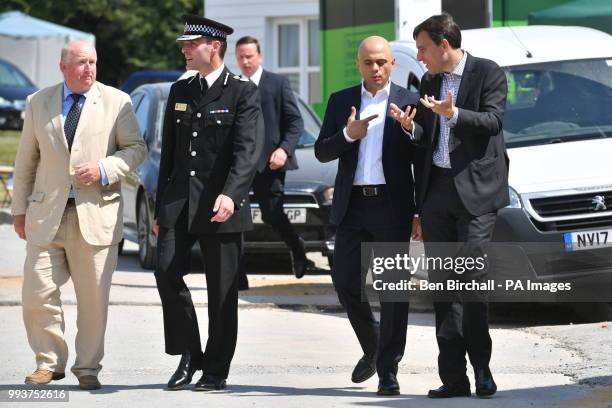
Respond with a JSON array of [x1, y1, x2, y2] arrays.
[[239, 70, 307, 284], [315, 82, 419, 379], [414, 53, 509, 386]]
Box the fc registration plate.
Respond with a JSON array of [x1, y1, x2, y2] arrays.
[[251, 208, 307, 224]]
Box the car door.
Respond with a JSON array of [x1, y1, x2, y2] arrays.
[[122, 91, 150, 229]]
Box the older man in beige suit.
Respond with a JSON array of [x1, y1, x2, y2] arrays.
[[11, 40, 146, 390]]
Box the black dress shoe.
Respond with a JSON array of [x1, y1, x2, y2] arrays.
[[427, 382, 471, 398], [193, 373, 226, 391], [166, 352, 200, 390], [475, 367, 497, 398], [291, 238, 315, 279], [351, 354, 376, 383], [238, 272, 250, 291], [377, 373, 400, 396]]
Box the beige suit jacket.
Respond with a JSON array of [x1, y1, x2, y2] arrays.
[[11, 81, 147, 246]]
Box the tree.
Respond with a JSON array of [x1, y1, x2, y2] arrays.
[[1, 0, 202, 86]]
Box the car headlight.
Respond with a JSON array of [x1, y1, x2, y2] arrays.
[[0, 96, 12, 108], [506, 186, 522, 209], [322, 187, 334, 204]]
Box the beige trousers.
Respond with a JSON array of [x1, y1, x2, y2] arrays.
[[22, 205, 117, 378]]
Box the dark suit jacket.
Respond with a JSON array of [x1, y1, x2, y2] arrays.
[[415, 53, 510, 216], [256, 70, 303, 172], [315, 82, 420, 227], [155, 67, 263, 234]]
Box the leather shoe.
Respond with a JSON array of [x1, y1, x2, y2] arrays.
[[475, 367, 497, 398], [292, 256, 314, 279], [167, 352, 200, 390], [351, 354, 376, 383], [193, 373, 226, 391], [377, 373, 400, 396], [238, 272, 250, 291], [428, 381, 471, 398], [24, 369, 65, 385], [78, 375, 101, 390]]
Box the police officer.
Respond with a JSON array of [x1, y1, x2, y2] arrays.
[[153, 15, 263, 392]]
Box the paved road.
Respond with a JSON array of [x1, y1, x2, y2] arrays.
[[0, 224, 610, 407]]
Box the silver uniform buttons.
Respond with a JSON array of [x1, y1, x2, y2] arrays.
[[190, 170, 196, 176], [216, 120, 221, 125], [191, 151, 197, 157], [192, 131, 197, 137], [176, 119, 180, 123], [196, 113, 202, 118]]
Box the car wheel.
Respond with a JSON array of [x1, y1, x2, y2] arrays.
[[137, 196, 157, 270]]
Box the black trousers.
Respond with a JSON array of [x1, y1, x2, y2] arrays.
[[332, 187, 411, 378], [421, 167, 497, 385], [155, 206, 241, 379], [251, 170, 305, 257]]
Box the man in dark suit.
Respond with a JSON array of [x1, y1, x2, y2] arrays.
[[234, 36, 313, 287], [153, 15, 262, 392], [315, 36, 419, 396], [392, 13, 509, 399]]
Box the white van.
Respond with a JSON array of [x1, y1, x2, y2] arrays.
[[391, 26, 612, 306]]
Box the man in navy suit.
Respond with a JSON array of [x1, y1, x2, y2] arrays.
[[392, 13, 508, 399], [315, 36, 419, 396], [235, 36, 313, 287]]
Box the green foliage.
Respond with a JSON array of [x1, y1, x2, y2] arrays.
[[1, 0, 202, 86], [0, 130, 20, 166]]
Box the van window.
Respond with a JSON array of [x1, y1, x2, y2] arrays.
[[503, 58, 612, 148]]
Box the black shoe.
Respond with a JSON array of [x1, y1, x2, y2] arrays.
[[292, 257, 315, 279], [290, 238, 314, 279], [475, 367, 497, 398], [377, 373, 400, 396], [193, 373, 226, 391], [238, 273, 250, 291], [166, 352, 200, 390], [351, 354, 376, 383], [427, 381, 471, 398]]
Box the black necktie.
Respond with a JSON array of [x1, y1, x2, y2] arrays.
[[64, 93, 82, 151], [200, 77, 208, 96]]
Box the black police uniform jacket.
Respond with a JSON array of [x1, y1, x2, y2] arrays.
[[154, 67, 263, 234]]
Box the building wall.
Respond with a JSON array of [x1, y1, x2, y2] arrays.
[[205, 0, 319, 75]]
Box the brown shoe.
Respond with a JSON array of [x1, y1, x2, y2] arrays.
[[24, 369, 65, 385], [78, 375, 101, 390]]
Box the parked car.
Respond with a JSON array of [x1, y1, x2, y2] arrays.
[[120, 70, 182, 95], [121, 82, 337, 269], [0, 57, 37, 130], [391, 26, 612, 314]]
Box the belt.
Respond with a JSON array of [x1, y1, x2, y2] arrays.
[[431, 166, 453, 178], [352, 185, 386, 197]]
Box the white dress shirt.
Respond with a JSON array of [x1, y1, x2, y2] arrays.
[[248, 65, 263, 86], [199, 63, 226, 89], [343, 81, 390, 186]]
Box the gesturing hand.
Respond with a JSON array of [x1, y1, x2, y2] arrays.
[[346, 106, 378, 140], [210, 194, 235, 223], [389, 103, 417, 130], [419, 90, 455, 118]]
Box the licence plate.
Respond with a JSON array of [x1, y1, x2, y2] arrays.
[[251, 208, 307, 224], [563, 229, 612, 252]]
